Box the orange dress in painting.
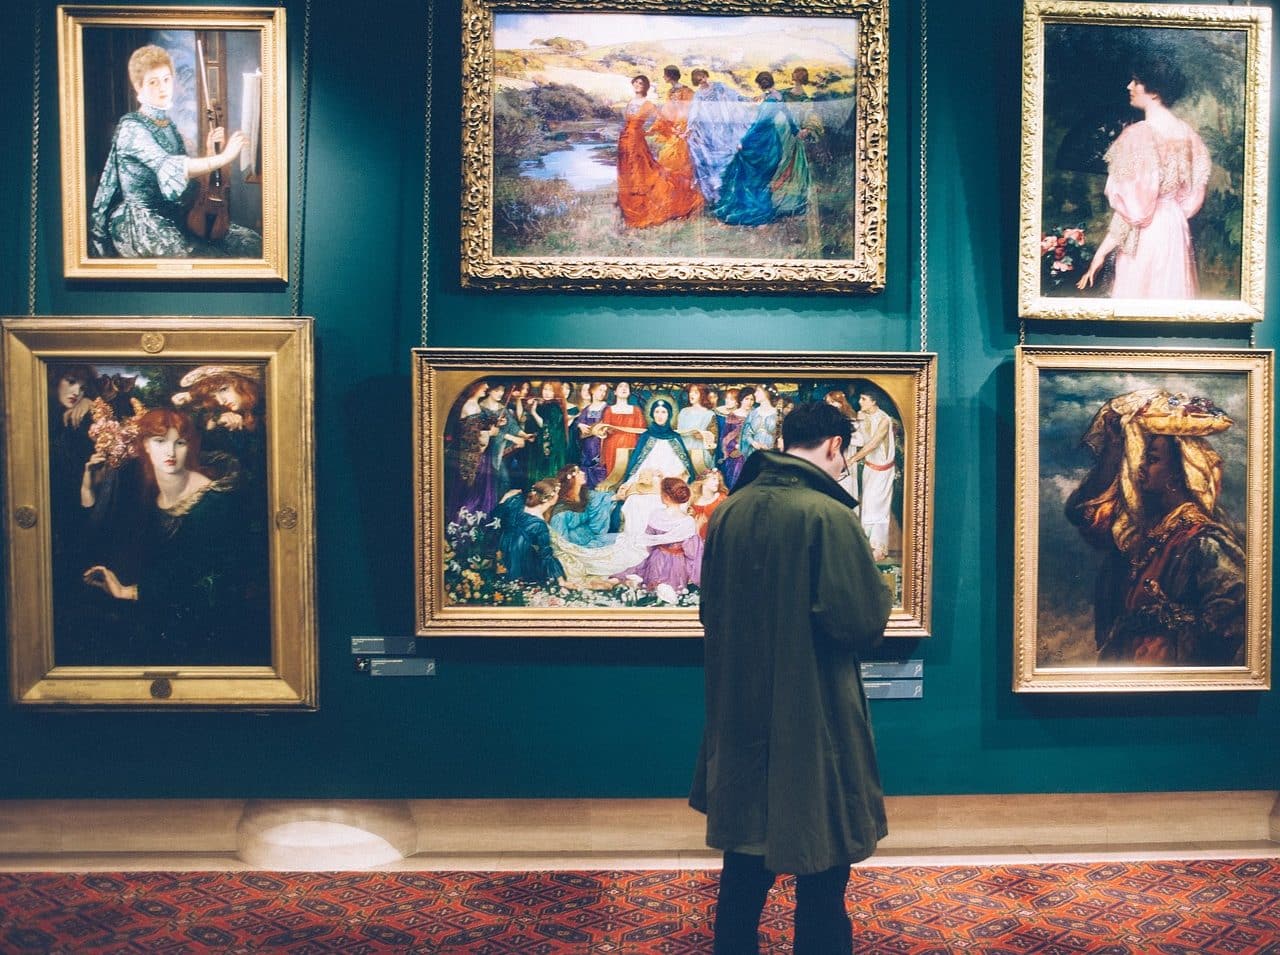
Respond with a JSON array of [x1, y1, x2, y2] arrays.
[[616, 95, 703, 228], [692, 491, 727, 539], [601, 404, 647, 478]]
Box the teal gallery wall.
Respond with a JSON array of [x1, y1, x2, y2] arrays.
[[0, 0, 1276, 799]]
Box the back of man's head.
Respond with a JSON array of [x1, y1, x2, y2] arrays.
[[781, 400, 852, 451]]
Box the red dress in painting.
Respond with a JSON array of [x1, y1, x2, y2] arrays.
[[601, 404, 647, 480], [691, 491, 727, 539], [617, 96, 703, 228]]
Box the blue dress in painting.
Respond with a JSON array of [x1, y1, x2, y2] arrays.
[[718, 412, 750, 488], [550, 490, 616, 548], [714, 92, 802, 226], [450, 408, 500, 519], [620, 414, 696, 485], [687, 82, 752, 204], [772, 90, 819, 218], [577, 403, 608, 488], [89, 104, 262, 258], [739, 407, 779, 463], [676, 403, 716, 474], [494, 494, 565, 585]]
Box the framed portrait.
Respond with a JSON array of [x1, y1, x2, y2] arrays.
[[1018, 1, 1271, 322], [413, 349, 935, 638], [2, 317, 316, 708], [458, 0, 888, 292], [57, 6, 288, 281], [1013, 345, 1273, 692]]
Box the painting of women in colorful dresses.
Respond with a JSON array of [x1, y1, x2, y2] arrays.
[[46, 361, 272, 667], [467, 4, 884, 290], [437, 374, 907, 613]]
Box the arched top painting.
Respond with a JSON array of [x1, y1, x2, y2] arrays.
[[458, 0, 888, 292], [413, 349, 936, 638], [1018, 1, 1271, 322]]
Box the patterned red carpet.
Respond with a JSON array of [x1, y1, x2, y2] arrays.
[[1, 860, 1278, 953]]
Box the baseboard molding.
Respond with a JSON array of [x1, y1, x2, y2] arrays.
[[0, 792, 1276, 868]]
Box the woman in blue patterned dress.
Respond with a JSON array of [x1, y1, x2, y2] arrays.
[[89, 44, 262, 259], [738, 386, 780, 465]]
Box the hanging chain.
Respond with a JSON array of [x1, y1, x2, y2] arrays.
[[420, 0, 435, 347], [917, 0, 929, 352], [28, 7, 42, 316], [290, 0, 312, 316], [1019, 319, 1026, 345], [1250, 324, 1256, 348]]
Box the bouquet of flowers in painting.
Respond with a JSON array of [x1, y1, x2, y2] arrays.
[[440, 375, 907, 612], [1040, 226, 1096, 291]]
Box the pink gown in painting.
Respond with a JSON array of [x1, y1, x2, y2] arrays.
[[1102, 120, 1210, 299]]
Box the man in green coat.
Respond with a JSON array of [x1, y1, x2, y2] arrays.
[[690, 400, 893, 954]]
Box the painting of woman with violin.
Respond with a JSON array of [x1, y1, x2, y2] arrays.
[[89, 41, 263, 260], [58, 8, 288, 279]]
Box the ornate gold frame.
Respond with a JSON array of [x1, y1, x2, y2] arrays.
[[459, 0, 888, 292], [57, 6, 289, 281], [2, 318, 316, 708], [1018, 1, 1270, 322], [414, 349, 935, 637], [1013, 345, 1272, 692]]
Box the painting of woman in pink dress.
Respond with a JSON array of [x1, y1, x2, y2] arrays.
[[1075, 58, 1210, 299]]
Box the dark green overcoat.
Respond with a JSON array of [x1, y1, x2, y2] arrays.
[[689, 450, 893, 875]]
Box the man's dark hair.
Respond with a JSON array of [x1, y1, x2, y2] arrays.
[[663, 65, 681, 82], [781, 400, 852, 451]]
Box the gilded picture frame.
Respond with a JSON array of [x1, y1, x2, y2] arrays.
[[458, 0, 888, 292], [1014, 345, 1272, 692], [2, 318, 316, 708], [57, 6, 288, 281], [414, 349, 935, 638], [1018, 1, 1270, 322]]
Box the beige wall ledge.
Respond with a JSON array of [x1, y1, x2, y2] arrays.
[[0, 792, 1275, 869]]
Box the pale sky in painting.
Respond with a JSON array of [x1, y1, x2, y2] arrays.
[[495, 14, 852, 50]]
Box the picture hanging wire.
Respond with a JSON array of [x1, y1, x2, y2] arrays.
[[918, 0, 929, 353], [421, 0, 435, 348], [27, 5, 42, 316], [290, 0, 313, 317]]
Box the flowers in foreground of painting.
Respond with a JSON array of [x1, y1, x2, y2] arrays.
[[443, 507, 699, 609], [1040, 226, 1095, 291]]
